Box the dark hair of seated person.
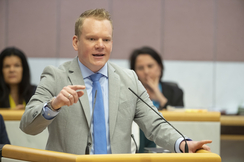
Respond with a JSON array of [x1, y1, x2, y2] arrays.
[[130, 46, 164, 79], [129, 46, 184, 110], [0, 47, 36, 108]]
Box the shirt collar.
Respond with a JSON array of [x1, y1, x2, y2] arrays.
[[77, 59, 108, 79]]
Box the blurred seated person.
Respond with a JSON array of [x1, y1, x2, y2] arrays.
[[129, 46, 184, 153], [0, 47, 36, 109], [0, 114, 10, 144]]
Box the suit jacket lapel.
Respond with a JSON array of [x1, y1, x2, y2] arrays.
[[108, 62, 120, 140], [67, 57, 90, 127]]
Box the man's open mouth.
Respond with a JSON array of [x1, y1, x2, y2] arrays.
[[92, 54, 105, 56]]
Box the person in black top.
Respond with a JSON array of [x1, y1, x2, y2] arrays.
[[0, 47, 36, 109], [130, 46, 184, 153]]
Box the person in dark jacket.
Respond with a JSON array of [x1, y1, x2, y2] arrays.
[[130, 46, 184, 153], [0, 114, 10, 144]]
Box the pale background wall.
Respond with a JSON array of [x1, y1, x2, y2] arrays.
[[1, 0, 244, 114]]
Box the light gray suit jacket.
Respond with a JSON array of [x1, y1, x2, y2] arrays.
[[20, 57, 181, 154]]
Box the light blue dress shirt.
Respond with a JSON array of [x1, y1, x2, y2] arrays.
[[77, 60, 110, 154]]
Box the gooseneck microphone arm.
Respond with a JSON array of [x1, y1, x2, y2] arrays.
[[85, 90, 97, 155], [128, 88, 189, 153], [131, 134, 139, 153]]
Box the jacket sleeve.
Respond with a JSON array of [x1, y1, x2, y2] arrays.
[[19, 66, 60, 135]]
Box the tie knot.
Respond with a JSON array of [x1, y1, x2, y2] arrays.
[[90, 73, 102, 82]]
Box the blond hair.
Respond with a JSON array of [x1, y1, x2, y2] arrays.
[[75, 8, 112, 39]]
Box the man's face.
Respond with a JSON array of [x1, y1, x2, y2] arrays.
[[73, 17, 113, 72]]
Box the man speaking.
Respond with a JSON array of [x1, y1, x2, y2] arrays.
[[20, 8, 211, 154]]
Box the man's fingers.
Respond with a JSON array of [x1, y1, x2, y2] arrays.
[[199, 140, 212, 145], [196, 140, 212, 152], [77, 90, 85, 97], [65, 85, 85, 103], [53, 85, 85, 108], [202, 144, 211, 152], [70, 85, 86, 91]]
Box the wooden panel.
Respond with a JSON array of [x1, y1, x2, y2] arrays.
[[76, 150, 220, 162], [112, 0, 162, 60], [2, 145, 221, 162], [163, 0, 214, 61], [2, 145, 77, 162], [221, 135, 244, 141], [160, 110, 220, 122], [0, 110, 24, 121], [0, 0, 6, 50], [216, 0, 244, 61], [7, 0, 57, 58], [59, 0, 109, 58], [220, 115, 244, 141], [1, 110, 220, 122], [221, 116, 244, 126]]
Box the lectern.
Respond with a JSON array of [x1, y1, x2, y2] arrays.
[[1, 144, 221, 162]]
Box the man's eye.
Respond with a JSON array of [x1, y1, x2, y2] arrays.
[[89, 38, 95, 41], [104, 39, 110, 42]]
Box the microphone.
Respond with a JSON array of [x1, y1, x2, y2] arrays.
[[85, 90, 97, 155], [128, 88, 189, 153], [131, 134, 139, 153]]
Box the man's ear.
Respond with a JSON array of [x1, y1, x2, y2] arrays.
[[72, 35, 78, 51], [111, 40, 113, 52]]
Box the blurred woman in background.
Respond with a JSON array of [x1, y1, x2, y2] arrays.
[[0, 47, 36, 109], [130, 46, 184, 153]]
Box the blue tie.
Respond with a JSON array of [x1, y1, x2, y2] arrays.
[[90, 73, 107, 154]]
